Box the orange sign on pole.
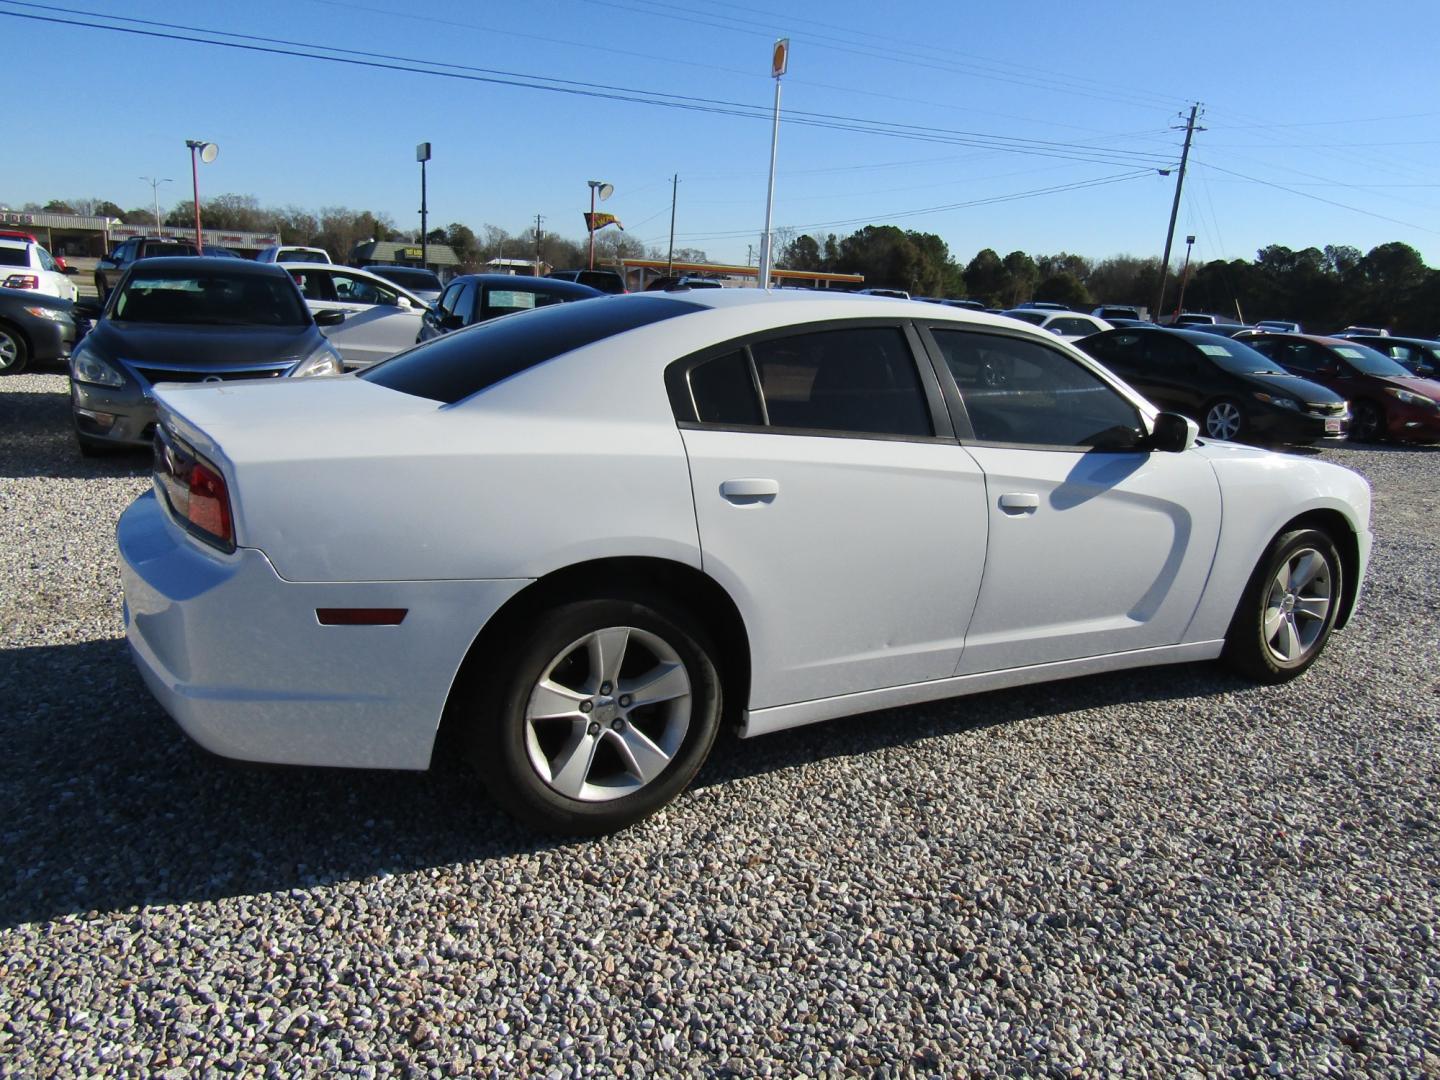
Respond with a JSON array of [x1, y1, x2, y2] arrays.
[[771, 38, 789, 79]]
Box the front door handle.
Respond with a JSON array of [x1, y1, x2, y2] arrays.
[[998, 492, 1039, 514], [720, 478, 779, 504]]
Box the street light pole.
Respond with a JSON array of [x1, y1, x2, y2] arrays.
[[140, 176, 171, 236], [416, 142, 431, 269], [666, 174, 679, 276], [758, 38, 789, 290], [1175, 234, 1197, 315], [184, 140, 218, 252]]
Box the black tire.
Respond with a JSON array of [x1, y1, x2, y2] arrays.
[[0, 323, 29, 375], [94, 277, 108, 305], [1349, 400, 1384, 443], [1203, 398, 1245, 442], [1223, 528, 1343, 683], [466, 595, 723, 835]]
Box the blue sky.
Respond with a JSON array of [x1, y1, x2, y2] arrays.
[[4, 0, 1438, 268]]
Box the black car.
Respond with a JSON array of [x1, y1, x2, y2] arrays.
[[69, 258, 344, 454], [1078, 327, 1349, 445], [417, 274, 603, 342], [94, 237, 199, 303], [547, 268, 626, 294], [1332, 334, 1439, 378], [0, 286, 79, 374]]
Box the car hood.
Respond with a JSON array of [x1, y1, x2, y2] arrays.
[[1376, 373, 1440, 399], [1242, 371, 1345, 404], [87, 320, 321, 367]]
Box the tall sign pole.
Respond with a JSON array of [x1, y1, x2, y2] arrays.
[[1153, 104, 1202, 321], [417, 142, 431, 269], [184, 140, 217, 252], [666, 174, 679, 275], [758, 38, 789, 290]]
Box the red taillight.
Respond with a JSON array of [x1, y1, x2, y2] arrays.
[[154, 426, 235, 552], [187, 460, 233, 547], [3, 274, 40, 290]]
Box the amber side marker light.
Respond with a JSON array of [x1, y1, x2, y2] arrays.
[[316, 608, 408, 626]]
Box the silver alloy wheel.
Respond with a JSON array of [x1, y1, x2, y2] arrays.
[[1263, 547, 1333, 663], [524, 626, 692, 802], [0, 330, 18, 370], [1205, 401, 1242, 440]]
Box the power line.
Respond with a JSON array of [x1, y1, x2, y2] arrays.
[[0, 3, 1172, 172], [1191, 160, 1439, 235]]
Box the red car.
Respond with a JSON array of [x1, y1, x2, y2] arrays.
[[1240, 332, 1440, 443]]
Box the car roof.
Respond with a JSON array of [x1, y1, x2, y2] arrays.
[[0, 238, 30, 250], [122, 256, 292, 276]]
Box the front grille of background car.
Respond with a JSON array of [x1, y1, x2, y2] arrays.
[[131, 365, 290, 384], [1307, 402, 1346, 416]]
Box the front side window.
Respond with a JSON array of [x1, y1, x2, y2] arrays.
[[1081, 332, 1145, 373], [932, 329, 1143, 449], [331, 272, 400, 306]]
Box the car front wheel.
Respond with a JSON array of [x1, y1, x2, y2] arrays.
[[468, 596, 723, 835], [1204, 398, 1244, 441], [1224, 528, 1343, 683], [1349, 400, 1384, 442], [0, 324, 29, 375]]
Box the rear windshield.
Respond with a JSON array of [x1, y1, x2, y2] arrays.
[[144, 243, 198, 257], [370, 266, 441, 291], [361, 295, 702, 403], [0, 248, 28, 267], [113, 268, 309, 326]]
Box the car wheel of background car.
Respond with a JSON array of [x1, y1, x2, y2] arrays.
[[94, 277, 108, 305], [1349, 400, 1384, 442], [0, 324, 29, 375], [1204, 399, 1244, 441], [1223, 527, 1342, 684], [467, 595, 723, 835]]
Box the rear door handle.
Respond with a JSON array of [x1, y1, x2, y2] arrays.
[[998, 492, 1039, 513], [720, 478, 779, 504]]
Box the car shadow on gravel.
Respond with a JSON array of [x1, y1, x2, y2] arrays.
[[0, 385, 149, 480], [0, 635, 1249, 928]]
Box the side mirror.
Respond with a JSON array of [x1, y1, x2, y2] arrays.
[[1146, 411, 1198, 452], [313, 308, 347, 327], [396, 295, 413, 310]]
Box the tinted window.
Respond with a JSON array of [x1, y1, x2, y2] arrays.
[[1082, 332, 1145, 372], [688, 351, 763, 426], [112, 269, 308, 326], [331, 272, 400, 306], [1049, 317, 1098, 337], [452, 281, 478, 324], [1005, 310, 1049, 326], [289, 269, 333, 302], [0, 248, 27, 268], [933, 329, 1142, 448], [749, 327, 931, 437], [370, 266, 442, 292], [362, 296, 702, 403], [436, 282, 463, 318]]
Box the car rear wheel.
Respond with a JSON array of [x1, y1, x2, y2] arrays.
[[467, 596, 722, 835], [0, 324, 29, 375], [1349, 400, 1384, 442], [1204, 399, 1244, 441], [1223, 528, 1342, 683]]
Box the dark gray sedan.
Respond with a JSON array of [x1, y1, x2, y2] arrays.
[[69, 258, 344, 455], [0, 286, 78, 374]]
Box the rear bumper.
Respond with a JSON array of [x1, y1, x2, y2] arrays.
[[118, 491, 529, 769]]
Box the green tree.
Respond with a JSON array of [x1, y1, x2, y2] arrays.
[[963, 249, 1008, 306], [1034, 271, 1090, 309], [1001, 251, 1038, 306], [781, 234, 824, 272]]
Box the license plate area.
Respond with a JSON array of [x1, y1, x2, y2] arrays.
[[1325, 418, 1342, 433]]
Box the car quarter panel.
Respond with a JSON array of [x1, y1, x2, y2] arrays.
[[1182, 443, 1372, 641], [119, 490, 526, 768]]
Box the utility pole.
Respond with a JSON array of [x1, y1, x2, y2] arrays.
[[747, 244, 754, 267], [140, 176, 171, 236], [666, 174, 680, 276], [417, 143, 431, 270], [534, 214, 544, 276], [1153, 103, 1203, 322]]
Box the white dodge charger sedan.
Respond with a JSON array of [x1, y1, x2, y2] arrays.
[[117, 290, 1371, 834]]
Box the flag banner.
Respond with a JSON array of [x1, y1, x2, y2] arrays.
[[584, 212, 624, 232]]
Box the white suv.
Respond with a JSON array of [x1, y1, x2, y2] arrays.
[[0, 239, 79, 301], [256, 245, 333, 265]]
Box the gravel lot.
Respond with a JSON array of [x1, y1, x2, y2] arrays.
[[2, 370, 1437, 1078]]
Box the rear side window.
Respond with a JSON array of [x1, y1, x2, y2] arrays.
[[362, 296, 702, 403], [677, 326, 933, 438]]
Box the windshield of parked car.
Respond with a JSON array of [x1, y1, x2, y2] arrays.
[[371, 267, 441, 291], [112, 269, 309, 326], [1004, 310, 1048, 326], [1332, 343, 1412, 377], [1190, 338, 1289, 375]]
